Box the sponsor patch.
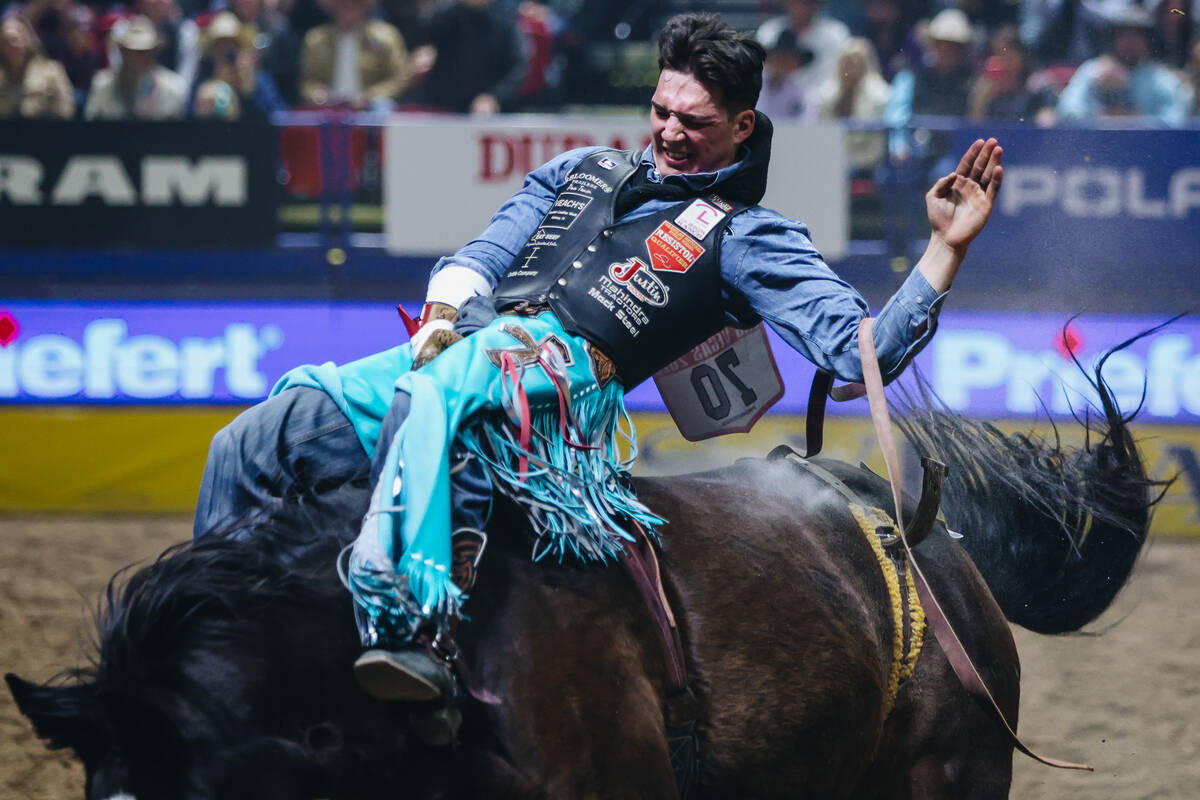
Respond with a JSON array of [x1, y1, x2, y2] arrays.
[[542, 190, 592, 230], [597, 157, 618, 170], [607, 258, 668, 307], [646, 221, 705, 273], [674, 198, 726, 239]]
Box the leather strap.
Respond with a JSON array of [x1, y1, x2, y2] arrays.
[[853, 317, 1092, 772], [621, 524, 700, 799], [804, 371, 832, 457], [622, 524, 689, 696]]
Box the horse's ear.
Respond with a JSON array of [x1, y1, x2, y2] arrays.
[[5, 672, 107, 758]]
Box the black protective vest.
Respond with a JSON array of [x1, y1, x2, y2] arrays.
[[493, 150, 749, 388]]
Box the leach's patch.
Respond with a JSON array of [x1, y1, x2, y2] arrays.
[[674, 198, 726, 239], [597, 157, 617, 170], [646, 221, 705, 273]]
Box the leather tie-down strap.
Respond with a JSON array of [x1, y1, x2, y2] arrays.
[[852, 317, 1093, 772], [622, 524, 700, 798], [804, 370, 834, 457]]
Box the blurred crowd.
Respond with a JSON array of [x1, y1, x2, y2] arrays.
[[0, 0, 1195, 130]]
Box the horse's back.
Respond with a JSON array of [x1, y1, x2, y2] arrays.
[[636, 456, 1017, 798], [635, 458, 899, 795]]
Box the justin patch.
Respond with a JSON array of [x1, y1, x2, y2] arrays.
[[674, 198, 726, 239], [646, 221, 705, 273], [608, 257, 669, 307]]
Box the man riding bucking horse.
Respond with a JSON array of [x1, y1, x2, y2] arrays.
[[194, 12, 1002, 704]]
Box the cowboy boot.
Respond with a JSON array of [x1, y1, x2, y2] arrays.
[[354, 646, 457, 702], [353, 529, 487, 703]]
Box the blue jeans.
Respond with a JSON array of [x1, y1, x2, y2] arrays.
[[194, 385, 492, 541], [194, 387, 372, 538]]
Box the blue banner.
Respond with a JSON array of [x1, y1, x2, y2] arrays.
[[3, 302, 1196, 425], [952, 126, 1200, 279], [0, 302, 400, 404]]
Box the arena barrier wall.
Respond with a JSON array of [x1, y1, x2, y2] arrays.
[[2, 408, 1197, 539]]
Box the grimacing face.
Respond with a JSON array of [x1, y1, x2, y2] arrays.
[[650, 69, 754, 177]]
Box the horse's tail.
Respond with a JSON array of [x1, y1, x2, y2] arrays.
[[895, 325, 1173, 634]]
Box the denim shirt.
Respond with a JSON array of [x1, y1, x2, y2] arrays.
[[433, 145, 947, 383]]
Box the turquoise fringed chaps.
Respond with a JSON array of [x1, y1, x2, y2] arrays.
[[346, 311, 663, 645]]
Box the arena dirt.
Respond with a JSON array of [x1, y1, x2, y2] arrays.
[[2, 515, 1197, 799]]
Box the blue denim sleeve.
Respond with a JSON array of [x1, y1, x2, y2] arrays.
[[724, 208, 947, 383], [429, 146, 606, 286]]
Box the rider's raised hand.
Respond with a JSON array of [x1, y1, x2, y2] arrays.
[[925, 137, 1003, 254]]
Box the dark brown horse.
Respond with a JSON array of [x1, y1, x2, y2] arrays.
[[7, 349, 1158, 799]]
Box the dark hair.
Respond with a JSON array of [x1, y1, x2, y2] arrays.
[[657, 12, 765, 113]]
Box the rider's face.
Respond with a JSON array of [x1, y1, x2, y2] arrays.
[[650, 69, 754, 178]]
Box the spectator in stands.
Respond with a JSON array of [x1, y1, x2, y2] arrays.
[[412, 0, 527, 114], [885, 8, 977, 141], [882, 7, 976, 263], [1057, 7, 1191, 126], [21, 0, 77, 69], [380, 0, 430, 50], [857, 0, 924, 80], [84, 15, 187, 119], [757, 28, 816, 121], [756, 0, 850, 97], [192, 10, 285, 121], [968, 25, 1058, 123], [1019, 0, 1099, 64], [0, 14, 74, 118], [300, 0, 409, 110], [514, 0, 563, 110], [134, 0, 190, 76], [57, 4, 101, 94], [817, 37, 891, 169], [228, 0, 303, 107]]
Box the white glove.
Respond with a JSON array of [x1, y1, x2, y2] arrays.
[[409, 265, 492, 368]]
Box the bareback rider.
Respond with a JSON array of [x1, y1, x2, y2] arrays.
[[194, 13, 1003, 704]]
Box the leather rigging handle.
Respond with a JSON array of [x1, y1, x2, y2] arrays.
[[854, 317, 1093, 772]]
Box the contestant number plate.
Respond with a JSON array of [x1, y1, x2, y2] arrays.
[[652, 323, 785, 442]]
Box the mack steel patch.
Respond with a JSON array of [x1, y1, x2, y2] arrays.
[[646, 221, 705, 273]]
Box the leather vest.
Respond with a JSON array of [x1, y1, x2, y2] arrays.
[[493, 150, 749, 388]]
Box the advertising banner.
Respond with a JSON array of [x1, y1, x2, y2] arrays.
[[0, 120, 278, 247], [952, 126, 1200, 274], [383, 115, 848, 258], [622, 310, 1200, 425], [3, 303, 1197, 426], [3, 303, 1198, 529], [0, 302, 400, 404]]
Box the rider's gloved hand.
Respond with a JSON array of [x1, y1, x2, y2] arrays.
[[410, 303, 462, 368], [408, 265, 493, 370]]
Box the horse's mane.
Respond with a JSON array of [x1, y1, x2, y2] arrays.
[[48, 501, 356, 763], [895, 329, 1172, 633], [92, 504, 352, 679]]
